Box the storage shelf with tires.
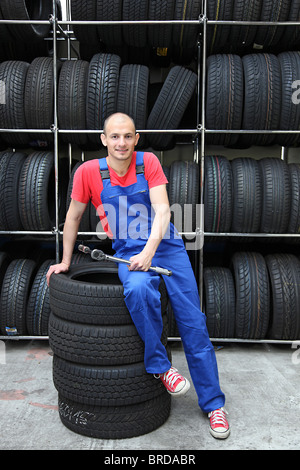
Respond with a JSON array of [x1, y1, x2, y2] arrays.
[[0, 0, 300, 345]]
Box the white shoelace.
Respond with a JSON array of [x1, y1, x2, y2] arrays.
[[208, 408, 228, 427], [162, 367, 181, 387]]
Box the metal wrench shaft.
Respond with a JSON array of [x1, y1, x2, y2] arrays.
[[78, 245, 172, 276]]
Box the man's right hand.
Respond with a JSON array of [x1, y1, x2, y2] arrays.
[[46, 262, 69, 286]]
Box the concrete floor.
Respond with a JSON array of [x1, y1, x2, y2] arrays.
[[0, 339, 299, 451]]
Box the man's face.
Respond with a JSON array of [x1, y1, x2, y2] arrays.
[[101, 115, 140, 164]]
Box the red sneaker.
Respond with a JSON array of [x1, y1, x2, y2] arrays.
[[208, 408, 230, 439], [155, 366, 190, 396]]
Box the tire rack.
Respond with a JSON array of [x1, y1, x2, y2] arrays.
[[0, 0, 299, 344]]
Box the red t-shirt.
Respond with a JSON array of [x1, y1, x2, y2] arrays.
[[71, 151, 168, 236]]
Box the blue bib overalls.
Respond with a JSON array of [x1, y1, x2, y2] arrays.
[[99, 153, 225, 413]]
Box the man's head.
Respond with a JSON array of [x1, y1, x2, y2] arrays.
[[101, 113, 140, 166]]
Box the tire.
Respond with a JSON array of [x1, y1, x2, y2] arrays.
[[288, 163, 300, 234], [66, 162, 91, 234], [49, 263, 168, 326], [0, 259, 36, 335], [96, 0, 123, 47], [0, 151, 27, 230], [24, 57, 55, 143], [259, 158, 291, 234], [0, 0, 52, 42], [26, 260, 54, 336], [206, 54, 243, 146], [228, 0, 261, 50], [207, 0, 233, 54], [265, 253, 300, 340], [231, 158, 262, 233], [148, 0, 175, 48], [58, 60, 89, 147], [86, 53, 121, 146], [117, 64, 149, 149], [147, 66, 197, 150], [52, 355, 167, 406], [253, 0, 291, 49], [277, 51, 300, 147], [71, 0, 98, 44], [0, 61, 29, 146], [49, 312, 145, 365], [232, 252, 270, 339], [173, 0, 201, 53], [203, 267, 235, 338], [122, 0, 149, 47], [18, 152, 69, 231], [239, 53, 281, 147], [168, 160, 199, 233], [204, 155, 233, 233], [58, 392, 171, 439]]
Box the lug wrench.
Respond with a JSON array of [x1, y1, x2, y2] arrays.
[[78, 244, 172, 276]]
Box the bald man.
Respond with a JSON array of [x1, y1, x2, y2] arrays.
[[46, 113, 230, 439]]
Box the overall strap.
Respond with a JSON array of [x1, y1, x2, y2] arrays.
[[99, 153, 145, 181], [99, 157, 110, 180]]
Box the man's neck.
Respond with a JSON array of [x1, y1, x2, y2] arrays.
[[106, 155, 133, 176]]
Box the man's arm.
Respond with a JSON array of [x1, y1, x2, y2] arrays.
[[129, 184, 171, 271], [46, 199, 88, 285]]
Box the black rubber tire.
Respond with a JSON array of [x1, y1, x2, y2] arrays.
[[147, 66, 197, 150], [148, 0, 175, 48], [173, 0, 201, 53], [232, 252, 270, 339], [288, 163, 300, 234], [52, 355, 167, 406], [206, 54, 243, 146], [96, 0, 123, 47], [24, 57, 55, 143], [122, 0, 149, 47], [231, 158, 262, 233], [49, 263, 168, 326], [0, 0, 52, 42], [86, 53, 121, 146], [239, 53, 281, 147], [49, 312, 145, 365], [204, 155, 233, 233], [259, 158, 291, 234], [207, 0, 233, 54], [58, 60, 89, 147], [0, 259, 36, 336], [168, 160, 199, 233], [0, 151, 27, 230], [0, 60, 29, 146], [203, 267, 235, 338], [265, 253, 300, 340], [58, 392, 171, 439], [117, 64, 149, 149], [71, 0, 99, 45], [228, 0, 261, 50], [277, 51, 300, 147], [49, 309, 168, 366], [26, 260, 55, 336], [18, 152, 69, 231], [66, 162, 91, 234], [253, 0, 291, 49]]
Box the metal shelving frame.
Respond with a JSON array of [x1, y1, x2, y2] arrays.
[[0, 0, 299, 344]]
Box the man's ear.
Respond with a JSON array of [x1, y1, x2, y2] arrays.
[[135, 133, 140, 146], [101, 133, 107, 146]]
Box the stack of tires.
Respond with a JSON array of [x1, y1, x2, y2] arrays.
[[204, 155, 300, 235], [203, 251, 300, 341], [49, 263, 171, 439]]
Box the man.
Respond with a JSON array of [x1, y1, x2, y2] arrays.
[[46, 112, 229, 439]]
